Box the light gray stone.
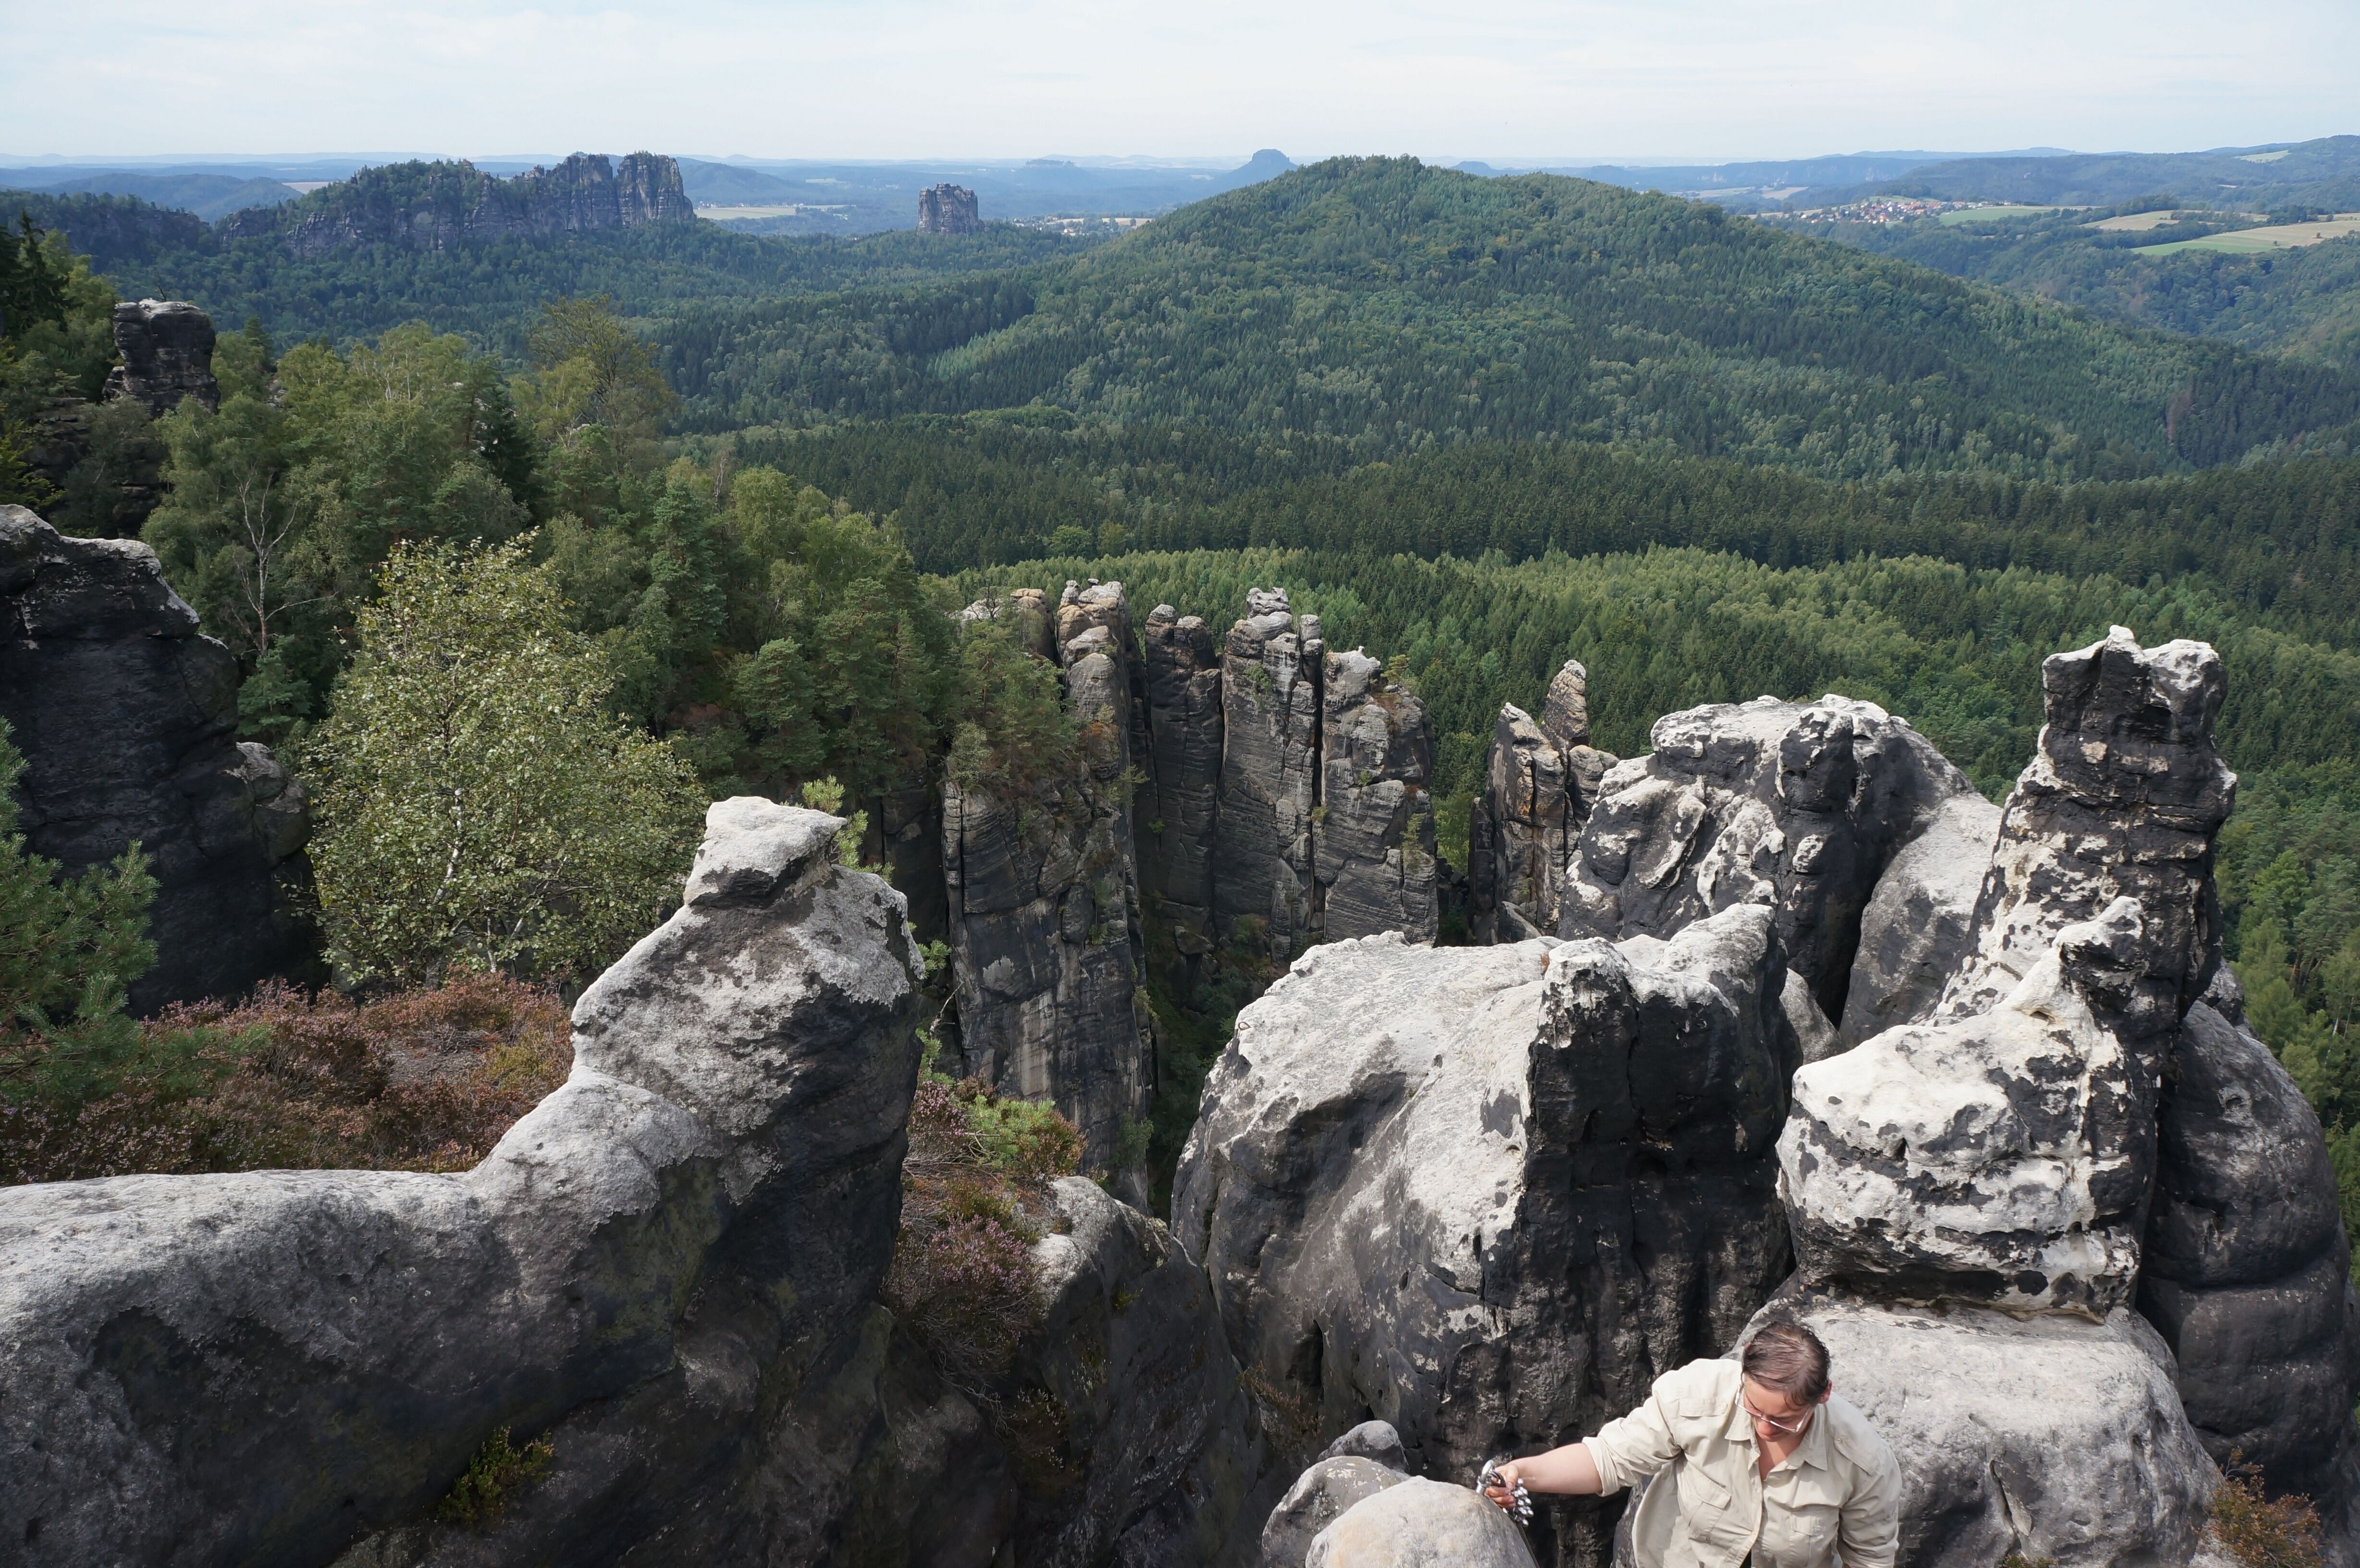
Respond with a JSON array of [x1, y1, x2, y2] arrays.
[[1315, 647, 1438, 945], [0, 798, 926, 1567], [1306, 1479, 1537, 1568], [1262, 1458, 1409, 1568], [1838, 791, 2001, 1047]]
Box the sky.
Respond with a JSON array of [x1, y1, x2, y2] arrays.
[[3, 0, 2355, 164]]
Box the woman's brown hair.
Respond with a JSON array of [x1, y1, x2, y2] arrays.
[[1742, 1321, 1831, 1404]]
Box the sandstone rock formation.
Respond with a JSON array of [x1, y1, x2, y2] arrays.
[[219, 153, 694, 258], [1211, 588, 1440, 966], [918, 182, 983, 233], [1178, 904, 1795, 1566], [1765, 627, 2359, 1567], [1306, 1479, 1538, 1568], [1561, 695, 1974, 1023], [1834, 791, 2001, 1047], [1138, 604, 1225, 986], [102, 298, 220, 416], [0, 798, 927, 1565], [1469, 660, 1616, 942], [943, 582, 1154, 1165], [2141, 990, 2360, 1526], [0, 506, 312, 1010]]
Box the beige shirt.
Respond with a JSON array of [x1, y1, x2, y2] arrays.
[[1583, 1358, 1901, 1568]]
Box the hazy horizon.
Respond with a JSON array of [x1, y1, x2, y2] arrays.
[[6, 0, 2353, 163]]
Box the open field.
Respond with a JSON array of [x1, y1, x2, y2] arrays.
[[2090, 210, 2192, 232], [1935, 204, 2057, 224], [2138, 214, 2360, 255], [694, 202, 845, 221]]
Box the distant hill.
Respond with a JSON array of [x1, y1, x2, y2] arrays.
[[0, 190, 208, 271], [215, 153, 694, 257], [1798, 135, 2360, 212], [0, 169, 300, 222], [663, 157, 2360, 479]]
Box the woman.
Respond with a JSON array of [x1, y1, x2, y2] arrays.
[[1481, 1322, 1901, 1568]]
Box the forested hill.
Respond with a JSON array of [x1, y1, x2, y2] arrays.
[[668, 157, 2360, 481]]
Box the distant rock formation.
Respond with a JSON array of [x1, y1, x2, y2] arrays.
[[918, 181, 982, 233], [0, 507, 312, 1011], [1468, 659, 1615, 942], [0, 190, 206, 274], [101, 299, 219, 416], [217, 152, 694, 257], [943, 582, 1155, 1168]]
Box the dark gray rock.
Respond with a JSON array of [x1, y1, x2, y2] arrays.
[[2139, 1000, 2360, 1513], [1836, 791, 2001, 1048], [0, 505, 312, 1010], [1315, 649, 1438, 945], [1318, 1421, 1409, 1471], [1140, 604, 1225, 985], [918, 183, 982, 234], [944, 583, 1152, 1166], [102, 299, 218, 416], [1177, 905, 1793, 1567], [0, 798, 928, 1568], [1562, 694, 1974, 1025], [1213, 589, 1323, 962], [1469, 662, 1618, 944]]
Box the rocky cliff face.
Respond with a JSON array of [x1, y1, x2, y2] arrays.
[[218, 153, 695, 258], [1138, 605, 1225, 988], [943, 582, 1155, 1166], [1469, 660, 1616, 943], [918, 183, 982, 234], [1176, 904, 1797, 1566], [1762, 626, 2360, 1568], [0, 799, 926, 1566], [103, 299, 220, 417], [1561, 694, 1974, 1022], [0, 506, 311, 1010]]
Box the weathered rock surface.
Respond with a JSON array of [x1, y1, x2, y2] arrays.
[[2140, 997, 2360, 1511], [1783, 903, 2158, 1315], [944, 582, 1152, 1165], [1214, 589, 1324, 961], [1940, 626, 2236, 1052], [1140, 604, 1225, 985], [1315, 649, 1438, 945], [0, 505, 312, 1010], [1263, 1458, 1410, 1568], [1745, 1289, 2216, 1568], [918, 182, 983, 233], [102, 298, 219, 416], [219, 153, 693, 257], [1469, 661, 1616, 943], [1836, 790, 2001, 1048], [1562, 695, 1974, 1023], [0, 798, 927, 1567], [1012, 1176, 1263, 1568], [1177, 904, 1794, 1566], [1305, 1479, 1537, 1568]]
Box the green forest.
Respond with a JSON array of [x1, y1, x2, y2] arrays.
[[10, 153, 2360, 1262]]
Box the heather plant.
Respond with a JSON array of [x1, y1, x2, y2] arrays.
[[2211, 1457, 2325, 1568]]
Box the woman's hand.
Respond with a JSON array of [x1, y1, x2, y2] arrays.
[[1481, 1459, 1525, 1511]]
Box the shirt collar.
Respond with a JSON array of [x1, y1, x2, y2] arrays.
[[1726, 1386, 1833, 1470]]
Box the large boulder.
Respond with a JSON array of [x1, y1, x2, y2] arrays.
[[1306, 1479, 1537, 1568], [1562, 695, 1974, 1025], [0, 798, 927, 1566], [1836, 791, 2001, 1047], [1176, 904, 1794, 1566], [1745, 1290, 2216, 1568], [2140, 995, 2360, 1519], [0, 505, 313, 1010]]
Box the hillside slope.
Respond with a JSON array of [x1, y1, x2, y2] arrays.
[[1800, 135, 2360, 212], [671, 158, 2360, 479]]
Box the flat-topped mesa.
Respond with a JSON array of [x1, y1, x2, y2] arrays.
[[1469, 659, 1619, 943], [221, 152, 694, 258], [1561, 692, 1975, 1023], [1139, 603, 1224, 985], [942, 581, 1153, 1167]]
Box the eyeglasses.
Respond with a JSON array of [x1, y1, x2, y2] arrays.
[[1740, 1391, 1815, 1436]]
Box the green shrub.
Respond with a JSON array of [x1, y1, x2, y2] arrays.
[[2211, 1457, 2324, 1568], [435, 1426, 555, 1527]]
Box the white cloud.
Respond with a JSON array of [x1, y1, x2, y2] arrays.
[[1, 0, 2351, 160]]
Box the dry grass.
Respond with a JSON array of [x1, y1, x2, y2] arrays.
[[0, 974, 572, 1185], [2211, 1457, 2324, 1568]]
